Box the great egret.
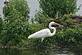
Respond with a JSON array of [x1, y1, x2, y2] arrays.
[[28, 22, 62, 42]]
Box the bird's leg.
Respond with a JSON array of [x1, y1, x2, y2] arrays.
[[41, 38, 44, 42]]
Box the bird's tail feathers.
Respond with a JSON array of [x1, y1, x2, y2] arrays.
[[28, 35, 32, 39]]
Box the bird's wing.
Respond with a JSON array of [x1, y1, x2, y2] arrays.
[[28, 28, 51, 38]]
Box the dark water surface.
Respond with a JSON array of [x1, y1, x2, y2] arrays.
[[0, 48, 80, 55]]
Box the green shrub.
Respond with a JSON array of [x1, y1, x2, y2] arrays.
[[1, 0, 29, 46], [39, 0, 77, 18]]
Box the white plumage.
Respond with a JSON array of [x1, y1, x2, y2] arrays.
[[28, 28, 56, 38], [28, 22, 61, 41]]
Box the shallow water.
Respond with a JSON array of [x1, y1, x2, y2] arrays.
[[0, 48, 78, 55]]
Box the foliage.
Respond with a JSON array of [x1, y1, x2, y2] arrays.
[[39, 0, 77, 18], [22, 23, 47, 47], [53, 28, 82, 48], [0, 0, 29, 46], [35, 11, 49, 24], [34, 12, 82, 48], [23, 0, 82, 49], [3, 0, 29, 18], [0, 0, 82, 50], [0, 17, 3, 34], [45, 14, 82, 48], [53, 14, 79, 28]]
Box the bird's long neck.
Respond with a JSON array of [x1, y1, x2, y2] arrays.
[[50, 27, 56, 36], [49, 24, 56, 36]]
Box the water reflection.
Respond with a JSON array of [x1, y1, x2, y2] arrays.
[[0, 48, 20, 55], [0, 47, 81, 55]]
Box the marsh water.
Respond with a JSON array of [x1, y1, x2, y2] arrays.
[[0, 47, 82, 55]]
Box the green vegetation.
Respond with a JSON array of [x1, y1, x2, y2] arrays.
[[35, 0, 82, 48], [0, 0, 29, 46], [33, 13, 82, 48], [39, 0, 77, 18], [0, 0, 82, 50]]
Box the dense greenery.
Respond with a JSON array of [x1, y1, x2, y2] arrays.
[[0, 0, 29, 46], [34, 13, 82, 48], [39, 0, 77, 18], [0, 17, 2, 33], [0, 0, 82, 50], [3, 0, 29, 18], [33, 0, 82, 48]]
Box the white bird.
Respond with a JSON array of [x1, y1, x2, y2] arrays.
[[28, 22, 62, 42]]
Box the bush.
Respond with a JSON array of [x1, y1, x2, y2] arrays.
[[34, 11, 82, 48], [53, 28, 82, 48], [39, 0, 77, 18], [1, 0, 29, 46]]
